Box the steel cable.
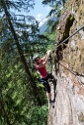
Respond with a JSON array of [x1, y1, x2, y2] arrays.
[[56, 25, 84, 49]]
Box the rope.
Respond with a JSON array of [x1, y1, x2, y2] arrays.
[[56, 25, 84, 49], [49, 25, 84, 74], [59, 62, 83, 84], [55, 25, 84, 83], [50, 25, 84, 79]]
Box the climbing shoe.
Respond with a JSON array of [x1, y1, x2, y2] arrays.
[[49, 99, 54, 108]]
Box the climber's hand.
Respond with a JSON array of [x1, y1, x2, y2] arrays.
[[46, 50, 51, 54]]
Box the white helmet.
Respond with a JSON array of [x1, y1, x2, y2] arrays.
[[33, 54, 39, 62]]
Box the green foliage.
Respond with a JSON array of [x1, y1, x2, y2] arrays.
[[69, 16, 74, 21], [0, 31, 47, 123], [0, 0, 63, 124], [43, 31, 56, 52], [42, 0, 66, 6], [28, 105, 48, 125]]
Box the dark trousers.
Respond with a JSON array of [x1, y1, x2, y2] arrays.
[[40, 73, 55, 93]]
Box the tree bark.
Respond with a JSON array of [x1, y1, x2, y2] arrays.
[[0, 0, 42, 106], [1, 0, 33, 80]]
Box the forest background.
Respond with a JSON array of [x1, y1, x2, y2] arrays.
[[0, 0, 65, 125]]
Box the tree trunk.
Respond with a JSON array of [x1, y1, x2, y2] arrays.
[[1, 0, 32, 81], [0, 0, 42, 106]]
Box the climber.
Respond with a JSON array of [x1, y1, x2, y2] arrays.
[[33, 50, 56, 104]]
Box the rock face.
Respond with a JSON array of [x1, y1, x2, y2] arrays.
[[48, 0, 84, 124], [48, 70, 84, 125]]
